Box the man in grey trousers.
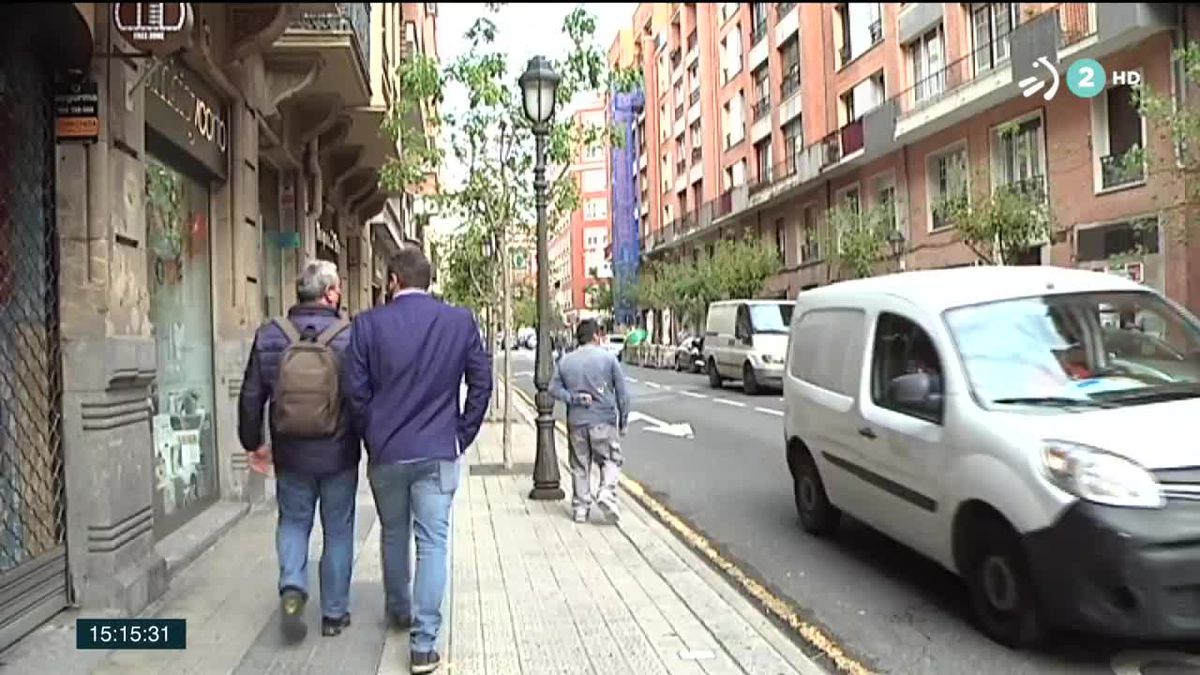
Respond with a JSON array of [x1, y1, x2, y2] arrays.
[[549, 319, 631, 524]]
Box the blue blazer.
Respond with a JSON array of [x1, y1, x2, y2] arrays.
[[345, 292, 493, 465]]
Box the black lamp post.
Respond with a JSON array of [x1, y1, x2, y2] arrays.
[[519, 56, 566, 501], [887, 229, 906, 272]]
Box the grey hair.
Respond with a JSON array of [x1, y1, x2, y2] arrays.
[[296, 260, 340, 302]]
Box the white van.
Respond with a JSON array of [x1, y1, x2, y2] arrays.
[[783, 266, 1200, 648], [704, 299, 794, 394]]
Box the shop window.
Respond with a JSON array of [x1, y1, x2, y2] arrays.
[[145, 156, 219, 537]]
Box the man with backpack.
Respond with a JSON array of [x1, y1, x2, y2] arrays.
[[237, 259, 360, 643]]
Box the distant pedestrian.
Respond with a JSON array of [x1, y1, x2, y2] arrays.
[[550, 319, 631, 524], [237, 260, 360, 643], [345, 246, 492, 675]]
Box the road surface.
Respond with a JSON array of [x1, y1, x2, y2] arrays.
[[506, 349, 1198, 675]]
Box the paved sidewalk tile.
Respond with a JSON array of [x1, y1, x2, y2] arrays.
[[449, 408, 828, 675]]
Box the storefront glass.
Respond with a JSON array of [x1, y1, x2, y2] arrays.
[[145, 156, 218, 537]]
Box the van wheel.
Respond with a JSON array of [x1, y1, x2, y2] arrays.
[[743, 363, 761, 396], [791, 450, 840, 536], [707, 359, 723, 388], [963, 515, 1045, 649]]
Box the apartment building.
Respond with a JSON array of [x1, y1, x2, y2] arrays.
[[553, 99, 616, 324], [615, 2, 1199, 327]]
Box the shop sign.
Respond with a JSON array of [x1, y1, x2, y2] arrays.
[[54, 75, 99, 143], [316, 226, 342, 255], [270, 232, 301, 250], [145, 59, 228, 179], [113, 3, 194, 55]]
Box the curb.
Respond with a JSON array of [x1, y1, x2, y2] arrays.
[[510, 383, 875, 675]]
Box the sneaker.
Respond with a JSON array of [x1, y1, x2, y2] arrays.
[[280, 588, 308, 642], [596, 493, 620, 524], [321, 614, 351, 637], [572, 507, 589, 524], [410, 650, 442, 674]]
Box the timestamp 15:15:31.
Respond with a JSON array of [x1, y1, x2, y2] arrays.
[[76, 618, 187, 650]]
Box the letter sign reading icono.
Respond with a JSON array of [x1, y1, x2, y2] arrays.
[[113, 3, 194, 55]]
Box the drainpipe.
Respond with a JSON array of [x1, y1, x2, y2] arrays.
[[86, 9, 111, 285]]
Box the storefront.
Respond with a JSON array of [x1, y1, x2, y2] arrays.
[[143, 58, 227, 539]]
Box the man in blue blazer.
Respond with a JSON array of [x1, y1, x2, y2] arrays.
[[345, 245, 492, 674]]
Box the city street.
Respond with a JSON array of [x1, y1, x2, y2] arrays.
[[510, 350, 1200, 675]]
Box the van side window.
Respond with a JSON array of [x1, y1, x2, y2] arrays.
[[789, 308, 867, 396], [870, 313, 944, 424], [735, 305, 752, 339]]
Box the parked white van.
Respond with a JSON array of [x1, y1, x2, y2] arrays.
[[704, 299, 794, 394], [783, 266, 1200, 648]]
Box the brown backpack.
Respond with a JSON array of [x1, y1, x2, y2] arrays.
[[270, 317, 350, 438]]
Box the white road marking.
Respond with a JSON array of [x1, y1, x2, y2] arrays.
[[755, 407, 784, 417], [680, 391, 706, 399], [713, 398, 746, 408]]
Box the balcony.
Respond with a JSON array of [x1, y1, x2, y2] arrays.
[[893, 4, 1110, 143], [271, 3, 373, 107], [1101, 153, 1146, 189]]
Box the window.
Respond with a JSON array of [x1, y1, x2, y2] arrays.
[[801, 205, 821, 262], [874, 176, 897, 230], [870, 313, 944, 424], [752, 66, 771, 120], [780, 38, 801, 99], [1095, 83, 1146, 190], [909, 25, 945, 104], [971, 3, 1017, 74], [751, 3, 769, 45], [783, 118, 803, 171], [927, 144, 968, 231], [584, 199, 608, 221], [755, 138, 773, 183], [991, 114, 1045, 198], [788, 308, 867, 395], [722, 28, 743, 83], [582, 169, 606, 193], [1076, 219, 1160, 262]]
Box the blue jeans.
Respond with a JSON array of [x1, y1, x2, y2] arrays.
[[276, 468, 359, 619], [368, 458, 459, 653]]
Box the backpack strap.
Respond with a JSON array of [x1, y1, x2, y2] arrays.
[[272, 317, 302, 345], [314, 318, 350, 346]]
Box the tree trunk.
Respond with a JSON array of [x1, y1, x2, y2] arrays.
[[500, 228, 514, 469]]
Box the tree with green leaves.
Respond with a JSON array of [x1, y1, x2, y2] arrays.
[[1126, 41, 1200, 248]]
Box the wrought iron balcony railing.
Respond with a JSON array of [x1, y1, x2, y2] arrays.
[[290, 3, 371, 71]]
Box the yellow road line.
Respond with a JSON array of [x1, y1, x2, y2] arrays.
[[509, 384, 876, 675]]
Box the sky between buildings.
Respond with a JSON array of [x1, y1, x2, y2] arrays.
[[432, 2, 636, 236]]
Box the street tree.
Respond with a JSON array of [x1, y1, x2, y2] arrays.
[[1127, 41, 1200, 247], [822, 203, 896, 280], [379, 5, 639, 462]]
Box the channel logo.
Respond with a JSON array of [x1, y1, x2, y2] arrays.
[[1021, 58, 1142, 101]]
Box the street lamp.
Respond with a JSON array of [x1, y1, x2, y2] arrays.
[[519, 56, 566, 501], [887, 229, 906, 272]]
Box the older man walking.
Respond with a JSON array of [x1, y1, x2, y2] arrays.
[[237, 260, 360, 643], [346, 245, 492, 674]]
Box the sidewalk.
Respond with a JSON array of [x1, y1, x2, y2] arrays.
[[0, 397, 827, 675]]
